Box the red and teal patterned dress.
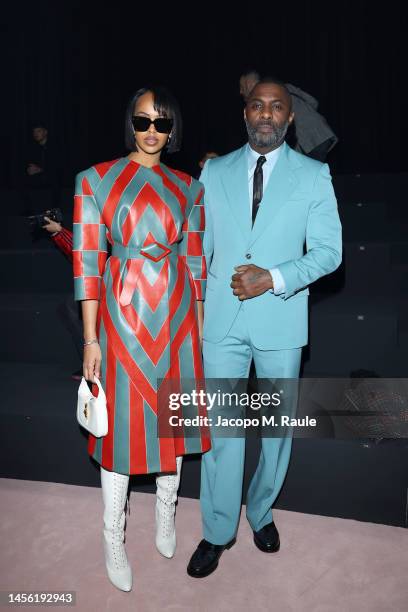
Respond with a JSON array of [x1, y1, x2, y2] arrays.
[[72, 157, 210, 475]]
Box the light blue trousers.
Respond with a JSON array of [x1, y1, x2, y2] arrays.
[[201, 305, 302, 545]]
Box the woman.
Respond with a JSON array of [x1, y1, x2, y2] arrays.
[[72, 86, 210, 592]]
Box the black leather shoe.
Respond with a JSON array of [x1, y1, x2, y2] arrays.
[[253, 521, 280, 553], [187, 538, 236, 578]]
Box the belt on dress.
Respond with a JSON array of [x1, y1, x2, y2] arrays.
[[111, 241, 178, 306]]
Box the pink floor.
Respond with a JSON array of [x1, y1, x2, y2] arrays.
[[0, 478, 407, 612]]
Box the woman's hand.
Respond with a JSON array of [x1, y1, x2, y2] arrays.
[[83, 343, 102, 382]]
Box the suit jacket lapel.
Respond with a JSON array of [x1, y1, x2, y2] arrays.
[[220, 145, 251, 242], [249, 142, 300, 247]]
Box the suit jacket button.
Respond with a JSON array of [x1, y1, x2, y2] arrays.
[[245, 253, 251, 259]]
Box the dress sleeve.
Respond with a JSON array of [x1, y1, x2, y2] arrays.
[[179, 179, 207, 300], [72, 169, 108, 301]]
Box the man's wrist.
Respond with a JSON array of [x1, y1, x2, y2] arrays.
[[268, 267, 286, 295], [266, 269, 274, 290]]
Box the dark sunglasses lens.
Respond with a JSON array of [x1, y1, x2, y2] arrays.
[[154, 118, 173, 133], [132, 116, 150, 132]]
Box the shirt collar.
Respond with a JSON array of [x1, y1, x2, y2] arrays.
[[247, 141, 283, 170]]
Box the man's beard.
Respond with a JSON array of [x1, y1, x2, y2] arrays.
[[245, 118, 289, 148]]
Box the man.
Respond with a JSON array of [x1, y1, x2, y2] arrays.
[[240, 70, 338, 161], [24, 122, 59, 214], [26, 124, 50, 183], [187, 77, 342, 577], [239, 70, 260, 101]]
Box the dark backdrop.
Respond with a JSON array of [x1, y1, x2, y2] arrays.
[[1, 1, 407, 188]]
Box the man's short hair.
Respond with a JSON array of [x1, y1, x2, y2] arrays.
[[248, 76, 292, 110], [32, 122, 47, 130]]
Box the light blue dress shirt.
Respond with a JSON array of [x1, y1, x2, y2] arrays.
[[247, 143, 286, 295]]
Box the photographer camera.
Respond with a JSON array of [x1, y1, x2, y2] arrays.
[[41, 209, 73, 259]]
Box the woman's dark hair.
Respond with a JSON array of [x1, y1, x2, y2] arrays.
[[124, 86, 182, 154]]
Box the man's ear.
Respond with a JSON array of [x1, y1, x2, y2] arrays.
[[288, 111, 295, 125], [244, 107, 247, 121]]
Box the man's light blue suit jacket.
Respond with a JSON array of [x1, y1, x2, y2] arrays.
[[200, 141, 342, 350]]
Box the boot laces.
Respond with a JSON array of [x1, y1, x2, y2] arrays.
[[157, 475, 177, 538], [108, 474, 129, 570]]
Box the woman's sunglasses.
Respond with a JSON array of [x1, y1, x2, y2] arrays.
[[131, 116, 173, 134]]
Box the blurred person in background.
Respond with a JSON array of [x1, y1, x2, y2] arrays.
[[24, 122, 59, 215], [199, 151, 219, 170], [239, 70, 260, 101], [26, 125, 48, 179], [25, 123, 58, 187]]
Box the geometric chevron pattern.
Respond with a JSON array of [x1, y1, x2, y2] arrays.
[[72, 157, 210, 475]]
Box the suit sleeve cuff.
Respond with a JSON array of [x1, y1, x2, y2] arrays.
[[269, 268, 286, 295]]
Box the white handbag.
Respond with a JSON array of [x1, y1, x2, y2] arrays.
[[77, 375, 108, 437]]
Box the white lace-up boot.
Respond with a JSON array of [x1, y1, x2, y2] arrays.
[[100, 466, 132, 591], [155, 456, 183, 558]]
